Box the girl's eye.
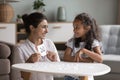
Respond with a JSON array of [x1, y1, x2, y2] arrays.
[[73, 25, 77, 28], [74, 26, 79, 29]]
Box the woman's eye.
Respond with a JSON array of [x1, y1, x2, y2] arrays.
[[41, 25, 48, 28]]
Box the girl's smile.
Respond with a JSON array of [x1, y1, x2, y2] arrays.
[[73, 20, 88, 38]]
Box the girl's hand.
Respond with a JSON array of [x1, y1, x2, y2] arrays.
[[47, 51, 57, 62], [74, 50, 84, 62], [75, 48, 94, 62], [26, 53, 41, 63]]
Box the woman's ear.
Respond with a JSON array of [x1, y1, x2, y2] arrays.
[[29, 25, 34, 31]]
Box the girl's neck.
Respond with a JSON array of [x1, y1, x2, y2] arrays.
[[77, 36, 86, 42], [81, 36, 86, 41]]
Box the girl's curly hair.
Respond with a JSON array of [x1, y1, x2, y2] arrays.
[[74, 13, 101, 50]]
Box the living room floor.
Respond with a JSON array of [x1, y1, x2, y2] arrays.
[[54, 73, 120, 80]]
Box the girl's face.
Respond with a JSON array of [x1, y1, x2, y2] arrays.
[[73, 20, 90, 38], [31, 19, 48, 39]]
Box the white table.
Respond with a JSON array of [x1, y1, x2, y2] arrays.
[[12, 62, 111, 80]]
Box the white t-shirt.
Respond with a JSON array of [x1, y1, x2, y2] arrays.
[[66, 37, 101, 56], [12, 39, 60, 80]]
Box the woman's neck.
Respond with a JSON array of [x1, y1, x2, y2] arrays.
[[28, 36, 43, 46]]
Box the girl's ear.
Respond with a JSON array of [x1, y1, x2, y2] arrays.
[[85, 26, 91, 32]]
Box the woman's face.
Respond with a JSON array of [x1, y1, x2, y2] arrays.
[[73, 20, 89, 38], [31, 19, 48, 39]]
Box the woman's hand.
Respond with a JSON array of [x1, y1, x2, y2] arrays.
[[47, 51, 57, 62], [26, 53, 41, 63]]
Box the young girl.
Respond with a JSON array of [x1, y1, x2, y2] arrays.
[[63, 13, 103, 80]]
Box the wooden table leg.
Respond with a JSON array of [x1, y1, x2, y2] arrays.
[[80, 76, 88, 80], [20, 71, 31, 80]]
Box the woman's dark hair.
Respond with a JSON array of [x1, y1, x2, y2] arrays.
[[22, 12, 47, 35], [74, 13, 101, 50]]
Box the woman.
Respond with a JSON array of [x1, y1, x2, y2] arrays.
[[12, 12, 60, 80]]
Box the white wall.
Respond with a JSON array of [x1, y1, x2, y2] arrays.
[[11, 0, 118, 25]]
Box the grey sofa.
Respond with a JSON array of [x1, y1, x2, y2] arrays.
[[95, 25, 120, 80], [0, 41, 15, 80], [56, 25, 120, 80]]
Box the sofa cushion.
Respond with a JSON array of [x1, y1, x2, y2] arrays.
[[100, 25, 120, 55], [103, 54, 120, 61], [0, 75, 9, 80], [0, 43, 11, 58], [58, 50, 64, 60], [0, 59, 10, 75]]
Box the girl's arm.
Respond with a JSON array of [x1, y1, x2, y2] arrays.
[[74, 50, 93, 62], [63, 47, 75, 62], [64, 47, 89, 62], [81, 46, 103, 63]]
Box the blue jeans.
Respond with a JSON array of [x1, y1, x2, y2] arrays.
[[64, 76, 79, 80]]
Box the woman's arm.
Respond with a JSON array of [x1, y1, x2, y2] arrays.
[[46, 51, 57, 61], [26, 53, 41, 63], [47, 39, 60, 61]]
